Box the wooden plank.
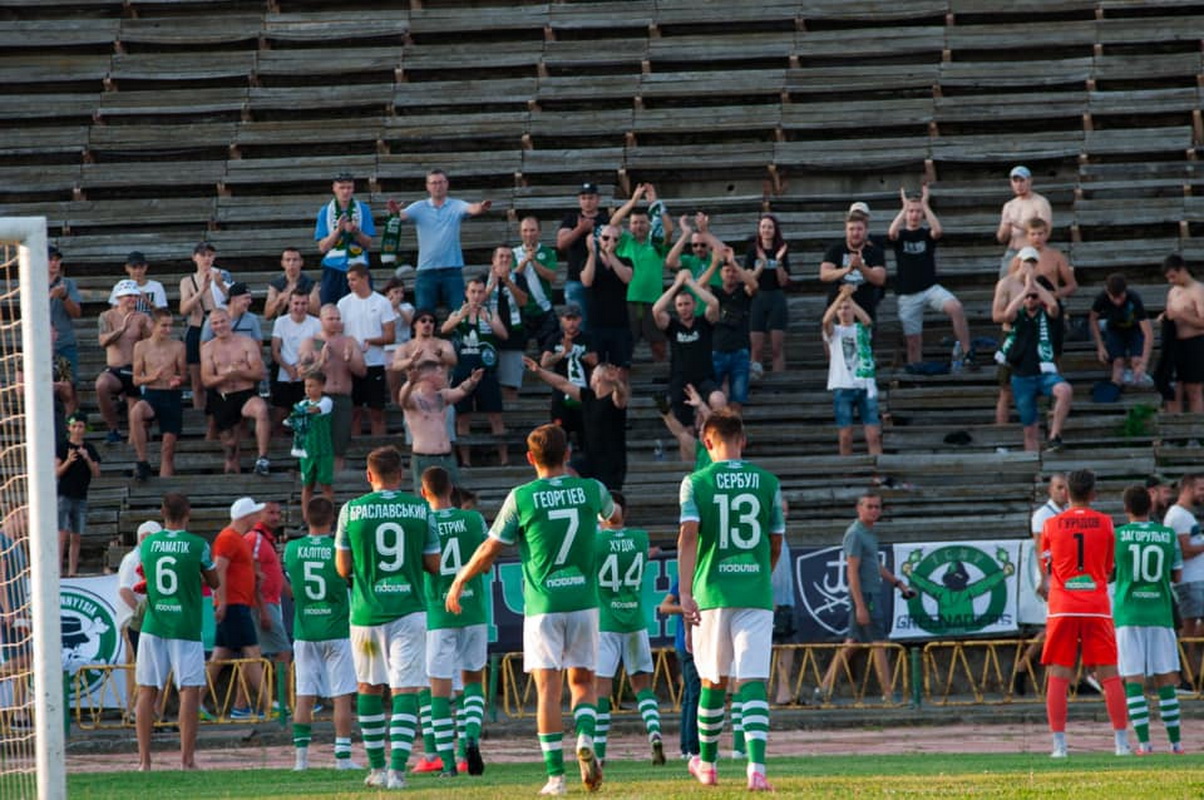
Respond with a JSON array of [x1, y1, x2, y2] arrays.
[[0, 125, 89, 157], [1096, 15, 1204, 46], [1088, 88, 1201, 117], [934, 93, 1085, 123], [376, 150, 524, 181], [403, 40, 543, 72], [787, 63, 939, 94], [97, 86, 248, 116], [651, 0, 800, 26], [937, 58, 1093, 89], [89, 121, 236, 151], [547, 0, 653, 29], [535, 74, 641, 103], [1078, 197, 1188, 227], [11, 197, 217, 228], [254, 47, 403, 77], [774, 137, 930, 170], [638, 69, 787, 100], [782, 98, 932, 130], [634, 105, 781, 135], [109, 51, 255, 82], [236, 118, 384, 147], [945, 21, 1098, 51], [0, 19, 119, 48], [803, 0, 949, 21], [795, 26, 945, 60], [247, 83, 393, 113], [1085, 126, 1194, 156], [1, 93, 101, 121], [930, 131, 1083, 163], [118, 14, 263, 46], [385, 112, 529, 142], [407, 5, 550, 35], [263, 12, 408, 43], [0, 164, 82, 196], [542, 38, 646, 70], [625, 142, 774, 172], [221, 154, 374, 186], [520, 147, 624, 176], [79, 159, 226, 189], [397, 77, 539, 107], [1092, 51, 1202, 82], [0, 54, 110, 84], [647, 32, 796, 64]]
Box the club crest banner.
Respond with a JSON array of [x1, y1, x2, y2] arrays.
[[890, 541, 1021, 639]]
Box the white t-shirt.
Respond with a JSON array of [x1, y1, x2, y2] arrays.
[[336, 291, 397, 367], [824, 323, 876, 396], [115, 549, 142, 630], [1031, 499, 1065, 536], [271, 313, 322, 382], [109, 279, 168, 312], [385, 302, 416, 354], [1165, 504, 1204, 583]]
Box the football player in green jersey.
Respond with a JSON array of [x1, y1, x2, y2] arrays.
[[1114, 485, 1186, 754], [335, 446, 441, 790], [593, 491, 664, 766], [448, 424, 617, 796], [677, 409, 784, 792], [284, 497, 358, 771], [135, 493, 218, 771]]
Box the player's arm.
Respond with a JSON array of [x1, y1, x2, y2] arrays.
[[446, 538, 505, 614], [676, 520, 700, 624], [769, 532, 783, 572]]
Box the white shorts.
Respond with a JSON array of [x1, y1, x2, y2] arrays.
[[694, 607, 773, 684], [294, 638, 357, 698], [1116, 625, 1181, 677], [135, 633, 205, 690], [523, 608, 599, 673], [897, 284, 957, 337], [597, 630, 654, 679], [350, 612, 427, 689], [426, 624, 488, 679]]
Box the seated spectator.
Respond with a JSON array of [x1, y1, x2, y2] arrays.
[[271, 290, 322, 431], [109, 251, 168, 314], [1089, 273, 1153, 388], [666, 213, 723, 290], [336, 264, 396, 438], [180, 244, 222, 409], [711, 251, 758, 412], [314, 172, 375, 306], [201, 283, 263, 344], [48, 245, 81, 408], [264, 247, 320, 321], [96, 280, 152, 444], [998, 273, 1071, 452], [382, 277, 415, 408], [743, 214, 791, 377], [484, 246, 530, 402], [652, 270, 725, 432], [822, 286, 881, 456], [201, 308, 273, 475], [513, 216, 561, 351], [441, 275, 508, 467], [886, 186, 972, 368], [611, 183, 674, 363], [581, 226, 634, 375], [130, 309, 187, 481], [539, 304, 596, 453], [820, 210, 886, 324]]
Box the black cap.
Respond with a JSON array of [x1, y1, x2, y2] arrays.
[[66, 412, 87, 426], [126, 251, 147, 266], [579, 182, 599, 195], [559, 303, 583, 318], [193, 241, 216, 254], [48, 245, 62, 259], [333, 171, 355, 183], [227, 282, 250, 298]]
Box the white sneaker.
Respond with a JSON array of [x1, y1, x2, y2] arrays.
[[364, 768, 387, 787], [750, 362, 764, 381], [1050, 745, 1068, 759], [539, 775, 567, 796], [293, 753, 308, 771], [336, 759, 363, 770], [386, 769, 407, 789], [1115, 742, 1132, 756]]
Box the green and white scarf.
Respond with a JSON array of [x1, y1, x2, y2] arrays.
[[324, 196, 365, 263], [996, 308, 1056, 373]]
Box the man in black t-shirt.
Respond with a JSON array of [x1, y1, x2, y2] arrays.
[[539, 304, 597, 452], [653, 270, 725, 428], [581, 225, 633, 371], [820, 210, 887, 323], [1089, 272, 1153, 387], [1000, 275, 1073, 452], [556, 182, 611, 334], [55, 412, 101, 577], [712, 257, 758, 412]]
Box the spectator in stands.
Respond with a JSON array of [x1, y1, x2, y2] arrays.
[[297, 305, 366, 472], [485, 246, 530, 402], [315, 172, 376, 306], [391, 308, 457, 378], [539, 304, 596, 453], [96, 280, 152, 444], [887, 185, 973, 368], [180, 243, 222, 409], [201, 308, 273, 476], [666, 213, 723, 291], [110, 251, 168, 314], [48, 245, 81, 403], [991, 247, 1038, 425], [442, 274, 508, 467], [394, 168, 493, 313], [247, 501, 292, 717], [653, 270, 725, 436], [998, 271, 1071, 452], [264, 247, 320, 321], [271, 290, 322, 432], [337, 264, 396, 438], [398, 361, 482, 494], [130, 309, 187, 481], [200, 282, 263, 344], [996, 166, 1052, 278], [743, 214, 791, 377], [1089, 273, 1154, 388], [55, 412, 100, 577], [1163, 255, 1204, 413], [657, 384, 713, 467], [581, 226, 633, 374], [1147, 475, 1174, 521], [820, 209, 887, 324], [382, 277, 415, 409], [611, 183, 675, 362], [1168, 474, 1204, 690], [557, 182, 610, 332], [117, 519, 161, 721], [514, 216, 561, 352], [711, 251, 757, 413], [822, 286, 881, 457], [1024, 217, 1077, 358]]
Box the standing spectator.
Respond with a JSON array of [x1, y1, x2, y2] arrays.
[[887, 186, 972, 368], [271, 290, 322, 431], [314, 172, 375, 306], [539, 304, 596, 452], [264, 247, 320, 321], [1167, 474, 1204, 688], [743, 214, 791, 377], [297, 305, 367, 472], [55, 412, 100, 576], [247, 501, 292, 717], [1089, 273, 1154, 388], [381, 277, 415, 408], [581, 226, 633, 374], [48, 245, 82, 401], [337, 264, 396, 438], [653, 270, 725, 434], [129, 309, 187, 481], [711, 253, 757, 413], [822, 286, 881, 457], [998, 272, 1072, 452], [289, 372, 336, 513], [484, 246, 530, 402], [109, 251, 168, 314], [398, 362, 482, 494], [395, 169, 492, 313], [201, 308, 272, 476], [611, 183, 674, 363], [996, 166, 1052, 278], [134, 493, 218, 771], [820, 210, 887, 324], [200, 282, 263, 344], [1163, 255, 1204, 413], [557, 182, 610, 332], [513, 216, 561, 351], [1147, 475, 1174, 521], [442, 275, 508, 468], [666, 213, 723, 290], [658, 578, 700, 760], [95, 280, 152, 444], [771, 529, 796, 706], [1014, 473, 1068, 694], [117, 520, 161, 721], [179, 244, 221, 409]]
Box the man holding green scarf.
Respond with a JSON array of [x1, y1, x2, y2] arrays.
[[822, 285, 880, 457], [315, 173, 376, 306]]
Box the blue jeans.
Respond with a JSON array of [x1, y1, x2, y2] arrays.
[[415, 267, 465, 314], [678, 648, 701, 757], [564, 280, 589, 332], [1010, 372, 1066, 426], [712, 348, 750, 404]]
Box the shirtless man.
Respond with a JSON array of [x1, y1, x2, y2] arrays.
[[297, 304, 366, 471], [179, 245, 221, 409], [96, 280, 153, 444], [996, 166, 1052, 277], [201, 308, 272, 476], [398, 362, 483, 493], [991, 247, 1040, 424], [130, 309, 187, 481], [1163, 255, 1204, 412], [392, 309, 457, 374]]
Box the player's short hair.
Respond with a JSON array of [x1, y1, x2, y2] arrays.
[[422, 466, 453, 499], [1066, 469, 1096, 503], [367, 446, 403, 481], [161, 492, 190, 525], [1025, 217, 1049, 232], [609, 490, 627, 516], [1122, 485, 1151, 517], [1105, 273, 1127, 297], [347, 263, 370, 280], [527, 423, 568, 468], [1163, 253, 1190, 275], [700, 408, 744, 447], [306, 496, 334, 528], [305, 370, 326, 385]]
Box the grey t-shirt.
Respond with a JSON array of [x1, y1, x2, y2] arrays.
[[842, 519, 881, 598]]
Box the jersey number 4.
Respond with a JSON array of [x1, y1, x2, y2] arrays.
[[599, 552, 644, 592]]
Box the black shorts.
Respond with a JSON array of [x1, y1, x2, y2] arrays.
[[214, 603, 259, 651], [352, 366, 388, 409], [455, 368, 503, 414], [1176, 334, 1204, 383], [749, 289, 788, 333], [209, 388, 255, 433], [185, 325, 202, 365], [142, 389, 183, 436], [106, 365, 140, 398], [271, 379, 306, 410], [591, 325, 633, 369]]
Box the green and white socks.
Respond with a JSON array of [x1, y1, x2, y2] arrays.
[[357, 693, 387, 770], [697, 687, 726, 766], [389, 693, 418, 772], [595, 697, 611, 761], [739, 681, 769, 776], [637, 688, 662, 743]]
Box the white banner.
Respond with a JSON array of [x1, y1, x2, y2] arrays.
[[60, 575, 129, 710], [1016, 539, 1048, 626], [890, 540, 1021, 640]]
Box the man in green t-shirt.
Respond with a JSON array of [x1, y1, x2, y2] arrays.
[[677, 409, 784, 792], [1114, 484, 1185, 754], [335, 446, 440, 790], [135, 492, 218, 772], [284, 496, 358, 772], [593, 491, 664, 766], [421, 466, 490, 777], [610, 182, 674, 363], [448, 424, 617, 796]]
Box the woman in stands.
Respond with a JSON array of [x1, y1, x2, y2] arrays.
[[742, 214, 790, 377]]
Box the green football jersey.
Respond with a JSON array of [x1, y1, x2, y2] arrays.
[[596, 526, 649, 633], [490, 475, 615, 615], [425, 508, 489, 630], [679, 460, 784, 611], [335, 489, 440, 626], [140, 529, 214, 641], [284, 534, 350, 642], [1113, 520, 1183, 629]]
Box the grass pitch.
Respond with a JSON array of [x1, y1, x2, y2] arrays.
[[67, 752, 1204, 798]]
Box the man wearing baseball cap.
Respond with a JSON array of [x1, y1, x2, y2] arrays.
[[109, 251, 168, 314], [996, 166, 1052, 278], [557, 182, 611, 332]]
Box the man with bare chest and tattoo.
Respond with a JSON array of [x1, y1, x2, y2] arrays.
[[398, 361, 482, 493], [130, 309, 187, 480]]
